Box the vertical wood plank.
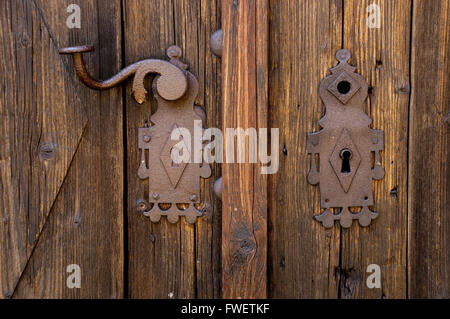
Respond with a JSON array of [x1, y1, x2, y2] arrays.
[[125, 0, 221, 298], [408, 0, 450, 298], [189, 1, 222, 299], [5, 0, 124, 298], [221, 0, 268, 298], [268, 0, 342, 298], [174, 1, 222, 299], [341, 0, 410, 298], [124, 0, 192, 299]]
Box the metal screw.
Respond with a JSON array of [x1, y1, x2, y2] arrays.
[[190, 194, 198, 202], [143, 135, 151, 142], [152, 193, 160, 200]]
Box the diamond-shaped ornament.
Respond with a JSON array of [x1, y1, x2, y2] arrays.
[[329, 128, 361, 193], [160, 124, 190, 188], [327, 71, 361, 104]]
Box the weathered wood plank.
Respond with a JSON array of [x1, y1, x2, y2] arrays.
[[221, 0, 268, 298], [124, 0, 186, 299], [6, 0, 124, 298], [181, 0, 222, 299], [268, 0, 342, 298], [340, 0, 410, 298], [124, 0, 221, 298], [0, 0, 88, 298], [408, 0, 450, 298]]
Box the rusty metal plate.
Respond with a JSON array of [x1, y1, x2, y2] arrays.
[[307, 49, 385, 228], [60, 45, 211, 224]]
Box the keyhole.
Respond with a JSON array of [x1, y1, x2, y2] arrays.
[[340, 149, 352, 173], [337, 81, 351, 94]]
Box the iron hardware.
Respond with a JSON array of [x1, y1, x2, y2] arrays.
[[307, 49, 385, 228], [210, 29, 222, 58], [213, 177, 222, 200], [60, 45, 211, 224]]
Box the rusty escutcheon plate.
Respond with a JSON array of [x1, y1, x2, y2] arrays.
[[307, 49, 385, 228], [60, 45, 211, 224]]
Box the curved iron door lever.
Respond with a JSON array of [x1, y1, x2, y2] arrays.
[[59, 45, 188, 103], [60, 45, 212, 224]]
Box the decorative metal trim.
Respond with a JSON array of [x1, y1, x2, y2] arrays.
[[60, 45, 211, 224], [307, 49, 385, 228]]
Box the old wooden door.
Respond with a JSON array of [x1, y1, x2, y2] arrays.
[[221, 0, 449, 299], [0, 0, 221, 299], [0, 0, 448, 299]]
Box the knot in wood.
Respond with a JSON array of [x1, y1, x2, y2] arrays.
[[239, 238, 256, 255], [39, 142, 56, 160]]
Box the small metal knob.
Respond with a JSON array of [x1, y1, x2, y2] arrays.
[[213, 177, 222, 200], [210, 29, 222, 58]]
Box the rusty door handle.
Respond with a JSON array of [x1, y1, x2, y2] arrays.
[[60, 45, 213, 224], [59, 45, 188, 103]]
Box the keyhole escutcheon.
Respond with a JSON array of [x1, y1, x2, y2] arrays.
[[340, 148, 352, 173]]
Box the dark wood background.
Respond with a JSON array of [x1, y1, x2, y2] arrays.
[[0, 0, 448, 299]]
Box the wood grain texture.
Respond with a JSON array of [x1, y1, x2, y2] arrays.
[[221, 0, 268, 298], [186, 1, 222, 299], [340, 0, 410, 299], [124, 0, 221, 298], [2, 0, 124, 298], [268, 0, 342, 298], [0, 0, 87, 298], [408, 0, 450, 298], [0, 0, 448, 299]]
